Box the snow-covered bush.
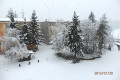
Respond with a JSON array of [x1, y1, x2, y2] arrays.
[[3, 37, 19, 51], [96, 14, 114, 54], [5, 46, 29, 61], [3, 36, 30, 61], [80, 19, 99, 54], [6, 28, 20, 39], [51, 25, 69, 53]]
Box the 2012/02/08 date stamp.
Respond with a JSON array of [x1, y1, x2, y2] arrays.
[[94, 72, 113, 75]]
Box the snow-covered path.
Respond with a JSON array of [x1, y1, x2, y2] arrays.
[[0, 45, 120, 80]]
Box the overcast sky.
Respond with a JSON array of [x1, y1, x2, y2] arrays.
[[0, 0, 120, 21]]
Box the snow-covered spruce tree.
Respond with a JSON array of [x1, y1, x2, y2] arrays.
[[88, 11, 95, 23], [7, 8, 17, 28], [20, 18, 29, 44], [66, 12, 84, 58], [96, 14, 109, 54], [27, 10, 42, 51], [6, 8, 20, 38]]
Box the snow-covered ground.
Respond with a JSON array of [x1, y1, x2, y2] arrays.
[[0, 45, 120, 80]]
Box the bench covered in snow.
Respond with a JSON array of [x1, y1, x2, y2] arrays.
[[18, 51, 34, 62]]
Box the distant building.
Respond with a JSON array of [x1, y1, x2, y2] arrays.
[[0, 18, 9, 53], [40, 21, 56, 44]]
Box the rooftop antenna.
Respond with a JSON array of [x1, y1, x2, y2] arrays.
[[47, 6, 50, 21], [21, 4, 25, 19]]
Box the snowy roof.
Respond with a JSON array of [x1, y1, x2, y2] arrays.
[[28, 51, 34, 54], [0, 18, 9, 22], [15, 18, 30, 22], [0, 18, 30, 22]]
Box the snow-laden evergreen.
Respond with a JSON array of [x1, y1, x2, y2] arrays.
[[7, 8, 17, 28], [6, 8, 18, 18], [66, 12, 84, 58], [96, 14, 113, 54], [29, 10, 43, 45], [88, 11, 95, 23], [20, 18, 29, 44]]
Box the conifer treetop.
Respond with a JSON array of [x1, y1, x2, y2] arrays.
[[89, 11, 95, 23], [72, 11, 80, 27]]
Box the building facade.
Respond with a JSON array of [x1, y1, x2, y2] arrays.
[[0, 22, 7, 53]]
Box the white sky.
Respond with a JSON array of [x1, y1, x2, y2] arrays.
[[0, 0, 120, 21]]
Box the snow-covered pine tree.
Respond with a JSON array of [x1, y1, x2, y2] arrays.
[[7, 8, 17, 28], [7, 8, 18, 18], [26, 10, 42, 51], [96, 14, 109, 54], [88, 11, 95, 23], [29, 10, 42, 45], [20, 18, 29, 44], [67, 11, 84, 58]]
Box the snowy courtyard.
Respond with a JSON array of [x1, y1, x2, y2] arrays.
[[0, 0, 120, 80], [0, 45, 120, 80]]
